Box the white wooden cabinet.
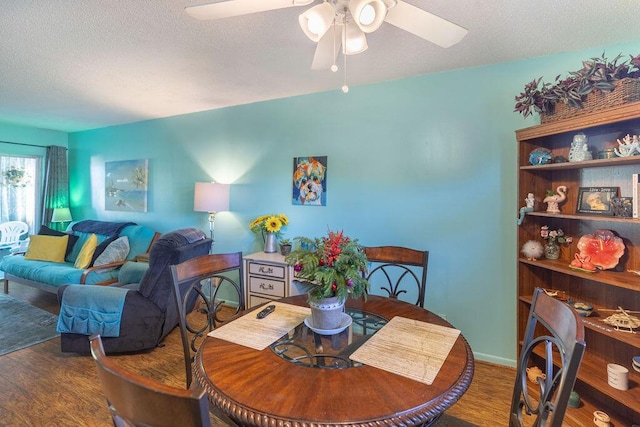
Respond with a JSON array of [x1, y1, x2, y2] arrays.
[[243, 252, 308, 308]]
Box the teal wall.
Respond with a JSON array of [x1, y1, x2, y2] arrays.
[[0, 121, 68, 155], [65, 41, 640, 365]]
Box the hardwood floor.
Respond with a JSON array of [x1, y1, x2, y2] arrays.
[[0, 282, 518, 427]]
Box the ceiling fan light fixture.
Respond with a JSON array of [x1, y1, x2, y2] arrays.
[[343, 21, 368, 55], [381, 0, 397, 10], [349, 0, 386, 33], [299, 2, 336, 42]]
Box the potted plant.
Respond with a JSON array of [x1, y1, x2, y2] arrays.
[[514, 52, 640, 120], [540, 225, 572, 260], [249, 213, 288, 253], [3, 166, 30, 188], [285, 230, 370, 329], [279, 238, 292, 255]]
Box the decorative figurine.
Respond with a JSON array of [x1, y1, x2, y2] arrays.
[[601, 307, 640, 332], [526, 366, 546, 383], [517, 193, 536, 225], [529, 148, 553, 165], [614, 134, 640, 157], [543, 185, 567, 213], [521, 240, 544, 260], [569, 133, 592, 162], [525, 192, 535, 208]]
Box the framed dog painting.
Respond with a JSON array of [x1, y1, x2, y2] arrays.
[[292, 156, 327, 206]]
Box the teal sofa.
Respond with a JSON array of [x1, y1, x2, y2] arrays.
[[1, 220, 158, 294]]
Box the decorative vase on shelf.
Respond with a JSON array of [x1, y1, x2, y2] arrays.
[[544, 240, 560, 260], [264, 232, 277, 253], [308, 296, 346, 330]]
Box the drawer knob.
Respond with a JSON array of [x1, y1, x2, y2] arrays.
[[259, 283, 274, 290], [259, 266, 274, 274]]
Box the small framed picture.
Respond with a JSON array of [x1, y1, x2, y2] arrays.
[[576, 187, 618, 215], [611, 196, 633, 217]]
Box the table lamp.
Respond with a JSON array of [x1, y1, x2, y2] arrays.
[[51, 207, 73, 231], [194, 182, 230, 249]]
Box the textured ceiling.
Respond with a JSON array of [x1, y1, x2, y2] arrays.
[[2, 0, 640, 133]]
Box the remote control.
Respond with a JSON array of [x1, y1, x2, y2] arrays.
[[256, 304, 276, 319]]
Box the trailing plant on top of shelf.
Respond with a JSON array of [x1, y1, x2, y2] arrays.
[[514, 52, 640, 118]]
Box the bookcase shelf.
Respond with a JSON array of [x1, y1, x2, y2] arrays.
[[516, 103, 640, 425]]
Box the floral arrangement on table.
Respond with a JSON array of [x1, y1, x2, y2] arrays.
[[250, 213, 289, 238], [514, 52, 640, 118], [540, 226, 572, 245], [3, 166, 30, 188], [285, 230, 370, 301]]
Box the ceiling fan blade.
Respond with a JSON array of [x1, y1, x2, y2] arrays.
[[311, 23, 343, 70], [384, 1, 468, 48], [185, 0, 314, 20]]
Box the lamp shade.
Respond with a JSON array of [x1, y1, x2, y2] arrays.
[[299, 2, 335, 42], [194, 182, 230, 213], [343, 21, 368, 55], [349, 0, 387, 33], [51, 207, 72, 222]]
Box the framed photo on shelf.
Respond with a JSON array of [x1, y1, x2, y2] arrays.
[[576, 186, 618, 215]]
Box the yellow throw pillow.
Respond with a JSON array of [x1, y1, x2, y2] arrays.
[[24, 234, 69, 263], [74, 233, 98, 269]]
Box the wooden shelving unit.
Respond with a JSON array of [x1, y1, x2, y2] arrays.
[[516, 102, 640, 426]]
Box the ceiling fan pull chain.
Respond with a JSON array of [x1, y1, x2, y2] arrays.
[[331, 17, 338, 73], [342, 10, 349, 93]]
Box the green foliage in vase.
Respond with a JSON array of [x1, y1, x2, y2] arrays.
[[285, 230, 369, 301]]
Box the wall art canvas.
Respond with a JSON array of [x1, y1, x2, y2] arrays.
[[292, 156, 327, 206], [105, 159, 148, 212]]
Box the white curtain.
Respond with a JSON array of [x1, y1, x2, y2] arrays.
[[0, 156, 38, 233]]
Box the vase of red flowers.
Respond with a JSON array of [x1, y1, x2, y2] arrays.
[[285, 230, 369, 329]]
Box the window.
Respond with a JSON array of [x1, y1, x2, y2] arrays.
[[0, 155, 40, 233]]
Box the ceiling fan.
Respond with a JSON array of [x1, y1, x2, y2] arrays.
[[185, 0, 468, 69]]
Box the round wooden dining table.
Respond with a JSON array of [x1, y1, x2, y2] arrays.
[[194, 294, 475, 427]]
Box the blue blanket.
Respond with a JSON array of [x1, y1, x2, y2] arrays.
[[56, 285, 129, 337], [72, 220, 136, 236]]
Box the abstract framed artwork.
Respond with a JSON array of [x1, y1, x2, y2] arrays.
[[292, 156, 327, 206], [105, 159, 149, 212]]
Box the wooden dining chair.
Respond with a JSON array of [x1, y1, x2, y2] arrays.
[[171, 252, 244, 388], [509, 287, 586, 427], [89, 334, 211, 427], [363, 246, 429, 307]]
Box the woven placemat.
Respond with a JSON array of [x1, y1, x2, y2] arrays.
[[349, 316, 460, 385], [207, 301, 310, 350]]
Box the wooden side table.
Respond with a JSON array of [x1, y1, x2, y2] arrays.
[[243, 251, 308, 308]]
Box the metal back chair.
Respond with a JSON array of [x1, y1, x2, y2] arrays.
[[0, 221, 29, 250], [363, 246, 429, 307], [510, 288, 586, 427], [171, 252, 244, 388], [89, 334, 211, 427]]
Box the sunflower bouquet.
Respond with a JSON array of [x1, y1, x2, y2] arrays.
[[250, 213, 289, 238]]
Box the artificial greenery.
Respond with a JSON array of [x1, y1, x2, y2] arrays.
[[285, 230, 369, 301], [514, 52, 640, 118]]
